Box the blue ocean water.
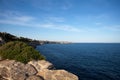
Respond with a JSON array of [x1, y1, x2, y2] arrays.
[[36, 43, 120, 80]]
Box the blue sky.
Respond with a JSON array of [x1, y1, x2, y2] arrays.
[[0, 0, 120, 42]]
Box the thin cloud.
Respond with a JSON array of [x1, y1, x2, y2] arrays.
[[13, 16, 35, 22], [0, 11, 80, 32], [95, 22, 102, 25], [103, 25, 120, 31], [38, 23, 81, 32], [45, 16, 65, 22], [1, 11, 119, 32], [0, 10, 34, 22], [0, 19, 81, 32], [0, 19, 30, 26], [94, 14, 110, 20]]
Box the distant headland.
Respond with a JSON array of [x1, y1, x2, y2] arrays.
[[0, 32, 71, 48]]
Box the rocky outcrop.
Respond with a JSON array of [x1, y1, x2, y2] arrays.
[[37, 69, 78, 80], [0, 60, 78, 80], [28, 60, 55, 71], [0, 60, 38, 80]]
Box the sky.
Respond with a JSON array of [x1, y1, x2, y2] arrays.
[[0, 0, 120, 43]]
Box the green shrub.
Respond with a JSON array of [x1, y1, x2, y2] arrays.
[[0, 41, 45, 63]]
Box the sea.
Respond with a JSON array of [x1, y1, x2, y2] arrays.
[[36, 43, 120, 80]]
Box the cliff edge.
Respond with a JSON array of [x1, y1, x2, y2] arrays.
[[0, 60, 78, 80]]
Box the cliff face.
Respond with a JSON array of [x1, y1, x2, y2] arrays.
[[0, 60, 78, 80]]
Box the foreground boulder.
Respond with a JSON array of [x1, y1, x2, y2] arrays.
[[0, 60, 78, 80], [28, 60, 55, 71], [37, 69, 78, 80], [0, 60, 37, 80]]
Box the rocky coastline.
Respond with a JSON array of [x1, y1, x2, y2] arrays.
[[0, 60, 79, 80], [0, 32, 78, 80]]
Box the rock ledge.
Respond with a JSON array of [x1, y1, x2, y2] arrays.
[[0, 60, 78, 80]]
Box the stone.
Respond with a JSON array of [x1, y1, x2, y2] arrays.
[[12, 61, 26, 72], [37, 69, 79, 80], [0, 60, 15, 67], [0, 67, 10, 78], [10, 61, 27, 80], [0, 67, 10, 80], [0, 75, 8, 80], [26, 75, 44, 80], [28, 60, 55, 71], [0, 60, 27, 80], [11, 72, 26, 80], [25, 64, 37, 76]]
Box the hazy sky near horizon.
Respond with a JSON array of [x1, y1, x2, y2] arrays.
[[0, 0, 120, 42]]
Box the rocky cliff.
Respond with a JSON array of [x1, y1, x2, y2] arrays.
[[0, 60, 78, 80]]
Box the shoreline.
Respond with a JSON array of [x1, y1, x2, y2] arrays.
[[29, 41, 71, 48]]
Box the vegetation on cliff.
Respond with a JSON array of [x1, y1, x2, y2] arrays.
[[0, 32, 32, 43], [0, 41, 45, 63]]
